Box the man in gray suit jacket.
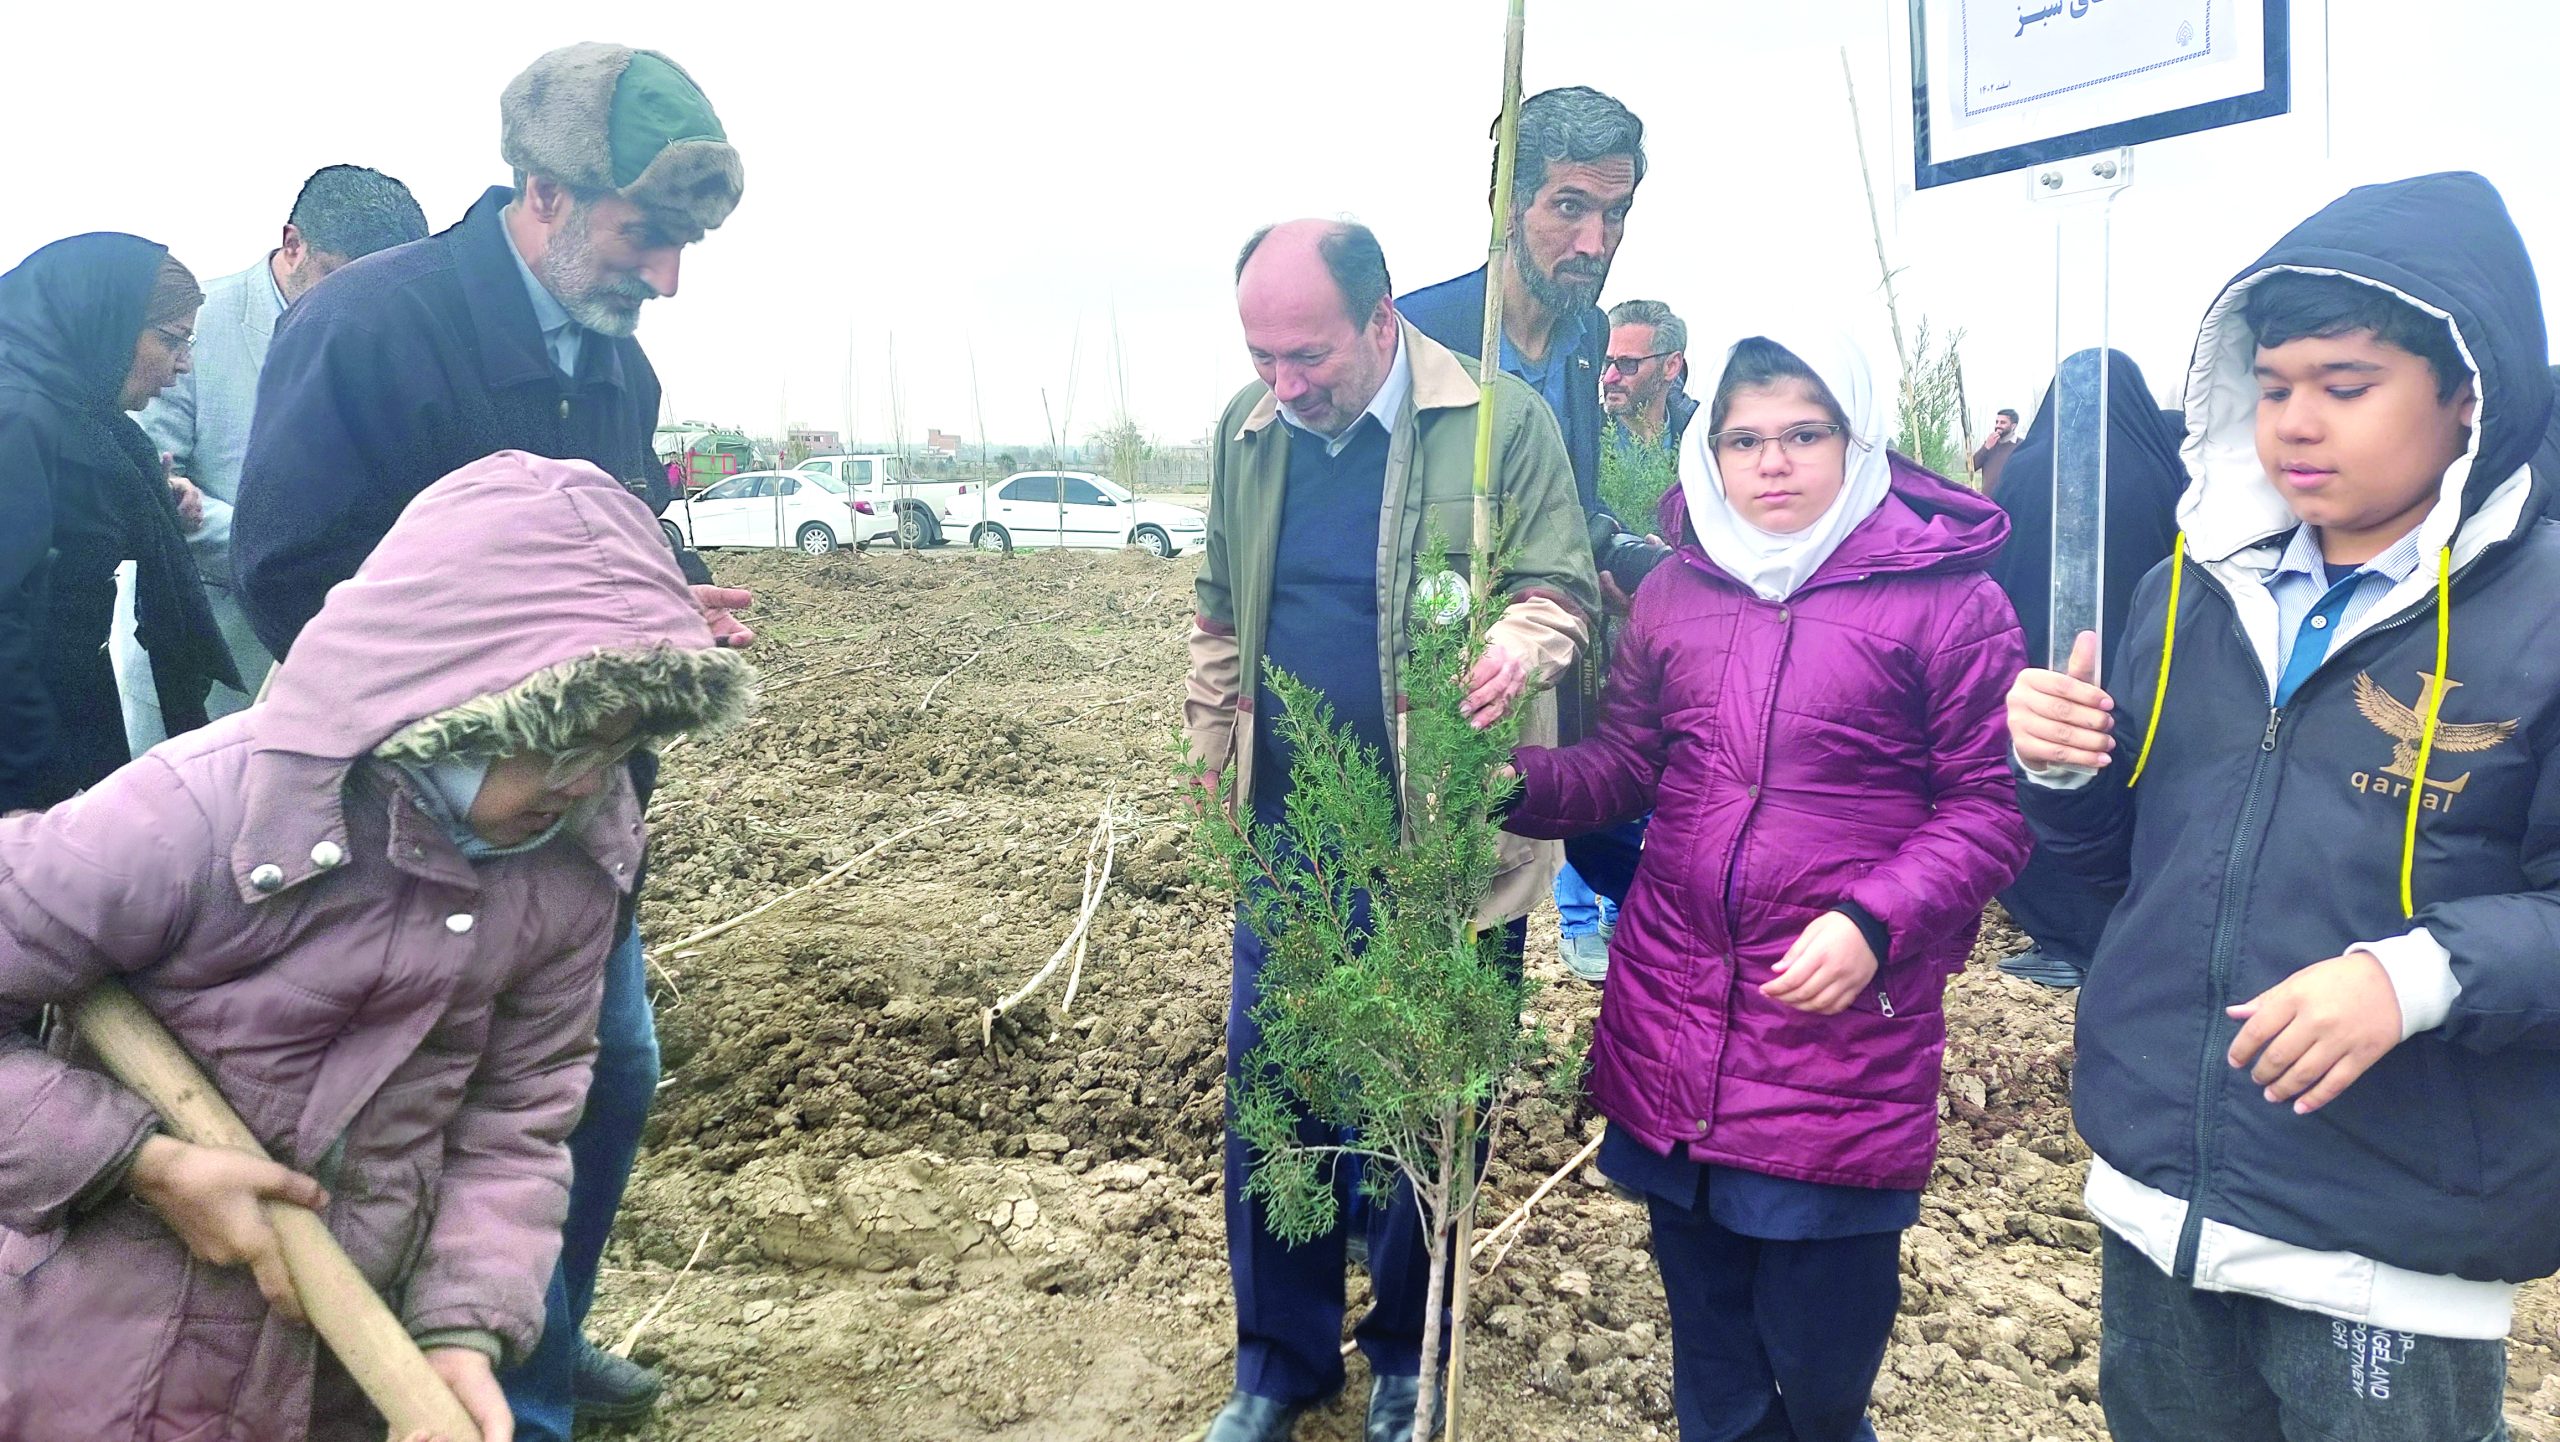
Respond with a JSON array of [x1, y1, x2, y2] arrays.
[[116, 164, 428, 744]]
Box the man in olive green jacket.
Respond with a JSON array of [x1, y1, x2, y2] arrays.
[[1187, 219, 1595, 1442]]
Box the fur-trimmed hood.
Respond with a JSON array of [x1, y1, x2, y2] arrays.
[[260, 450, 748, 764], [233, 452, 749, 899]]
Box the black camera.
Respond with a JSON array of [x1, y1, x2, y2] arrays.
[[1590, 514, 1673, 595]]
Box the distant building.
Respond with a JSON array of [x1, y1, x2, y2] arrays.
[[789, 428, 843, 454], [926, 428, 963, 459]]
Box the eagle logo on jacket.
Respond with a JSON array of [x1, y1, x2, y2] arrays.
[[2349, 671, 2519, 805]]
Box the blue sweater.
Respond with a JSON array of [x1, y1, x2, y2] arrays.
[[1251, 416, 1392, 831]]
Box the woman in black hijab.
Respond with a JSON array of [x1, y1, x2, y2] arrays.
[[0, 233, 237, 814], [1987, 348, 2186, 987]]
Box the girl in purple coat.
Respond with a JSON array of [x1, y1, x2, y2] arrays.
[[0, 452, 752, 1442], [1506, 330, 2030, 1441]]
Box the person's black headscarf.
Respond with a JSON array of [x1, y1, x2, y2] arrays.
[[1987, 348, 2188, 679], [0, 234, 237, 798]]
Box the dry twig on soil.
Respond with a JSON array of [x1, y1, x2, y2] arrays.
[[657, 810, 961, 954], [609, 1227, 712, 1360], [1040, 692, 1147, 727], [1471, 1131, 1604, 1277], [764, 654, 893, 697], [981, 796, 1121, 1046], [918, 609, 1070, 712]]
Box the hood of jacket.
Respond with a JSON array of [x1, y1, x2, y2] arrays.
[[238, 451, 749, 898], [2177, 171, 2554, 571]]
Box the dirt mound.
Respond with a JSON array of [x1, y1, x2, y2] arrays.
[[591, 546, 2560, 1441]]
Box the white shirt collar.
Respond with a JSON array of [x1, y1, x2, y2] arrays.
[[1281, 329, 1409, 457]]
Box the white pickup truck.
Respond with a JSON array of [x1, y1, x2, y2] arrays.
[[794, 455, 977, 548]]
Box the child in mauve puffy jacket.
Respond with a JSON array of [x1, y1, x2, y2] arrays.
[[0, 451, 752, 1442], [1505, 328, 2028, 1442]]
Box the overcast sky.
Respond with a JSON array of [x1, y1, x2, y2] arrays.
[[16, 1, 2556, 451]]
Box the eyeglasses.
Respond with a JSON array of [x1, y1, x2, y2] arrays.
[[1708, 423, 1849, 460], [151, 326, 195, 356], [540, 734, 649, 791], [1602, 350, 1675, 378]]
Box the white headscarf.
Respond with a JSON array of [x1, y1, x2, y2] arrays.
[[1676, 328, 1896, 602]]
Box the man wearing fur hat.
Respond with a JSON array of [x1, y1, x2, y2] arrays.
[[232, 41, 748, 1439]]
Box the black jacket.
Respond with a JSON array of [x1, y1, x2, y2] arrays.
[[234, 186, 702, 659], [0, 234, 236, 811], [2025, 172, 2560, 1283]]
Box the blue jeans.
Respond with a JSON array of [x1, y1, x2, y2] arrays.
[[2097, 1231, 2508, 1442], [500, 925, 661, 1442], [1554, 862, 1618, 939], [1559, 818, 1647, 938]]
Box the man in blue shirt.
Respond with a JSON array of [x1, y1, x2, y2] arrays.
[[1401, 87, 1650, 984], [1400, 86, 1644, 526]]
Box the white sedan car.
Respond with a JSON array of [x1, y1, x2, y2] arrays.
[[658, 470, 895, 555], [945, 471, 1206, 557]]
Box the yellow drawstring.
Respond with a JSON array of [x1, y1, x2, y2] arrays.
[[2125, 533, 2185, 787], [2122, 533, 2450, 915], [2399, 547, 2454, 918]]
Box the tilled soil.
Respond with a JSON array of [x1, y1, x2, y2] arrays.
[[591, 545, 2560, 1440]]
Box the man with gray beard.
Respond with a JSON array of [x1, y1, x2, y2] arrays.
[[232, 41, 750, 1442], [235, 43, 749, 653]]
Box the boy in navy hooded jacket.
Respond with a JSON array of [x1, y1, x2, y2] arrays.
[[2010, 172, 2560, 1439]]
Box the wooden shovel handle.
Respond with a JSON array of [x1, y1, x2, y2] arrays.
[[72, 982, 485, 1442]]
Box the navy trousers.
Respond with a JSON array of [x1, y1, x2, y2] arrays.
[[1223, 913, 1526, 1404], [1648, 1192, 1901, 1442], [1563, 819, 1646, 909], [501, 924, 661, 1442]]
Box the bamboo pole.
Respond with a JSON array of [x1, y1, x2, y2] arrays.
[[1841, 46, 1921, 441], [72, 983, 484, 1442], [1469, 0, 1528, 604]]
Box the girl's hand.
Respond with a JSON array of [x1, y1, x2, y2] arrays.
[[412, 1346, 513, 1442], [1762, 911, 1879, 1015], [124, 1135, 329, 1324]]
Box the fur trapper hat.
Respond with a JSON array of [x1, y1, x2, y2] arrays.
[[501, 42, 744, 243]]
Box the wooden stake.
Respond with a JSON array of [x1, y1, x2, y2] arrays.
[[72, 983, 484, 1442]]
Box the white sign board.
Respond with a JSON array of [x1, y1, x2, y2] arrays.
[[1910, 0, 2289, 188]]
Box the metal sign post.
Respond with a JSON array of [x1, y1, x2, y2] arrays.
[[2035, 147, 2133, 680]]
